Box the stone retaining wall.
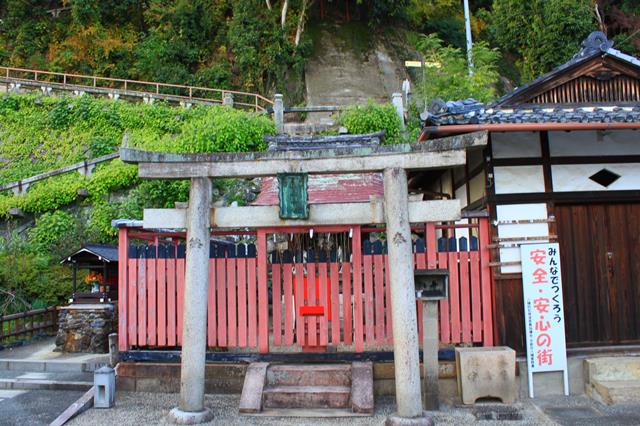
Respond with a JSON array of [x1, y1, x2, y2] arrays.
[[55, 304, 117, 353]]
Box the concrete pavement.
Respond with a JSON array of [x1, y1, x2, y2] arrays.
[[0, 389, 85, 426]]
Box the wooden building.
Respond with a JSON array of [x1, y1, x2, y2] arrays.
[[61, 244, 118, 304], [419, 31, 640, 351]]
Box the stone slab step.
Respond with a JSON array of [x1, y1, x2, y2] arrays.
[[246, 408, 370, 417], [589, 379, 640, 405], [262, 385, 351, 409], [267, 364, 351, 387], [0, 358, 108, 373], [0, 378, 92, 391]]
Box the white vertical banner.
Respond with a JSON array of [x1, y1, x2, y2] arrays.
[[520, 242, 569, 398]]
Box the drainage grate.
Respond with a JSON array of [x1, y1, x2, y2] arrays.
[[472, 405, 523, 421]]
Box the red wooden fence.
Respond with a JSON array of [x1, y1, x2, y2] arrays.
[[118, 219, 493, 352]]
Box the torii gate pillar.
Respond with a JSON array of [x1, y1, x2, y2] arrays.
[[169, 177, 214, 424], [384, 168, 432, 425]]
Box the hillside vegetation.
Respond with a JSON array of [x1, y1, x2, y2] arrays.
[[1, 1, 638, 96]]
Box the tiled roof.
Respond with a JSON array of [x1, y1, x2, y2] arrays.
[[423, 32, 640, 126], [427, 104, 640, 126], [61, 244, 119, 263], [253, 173, 384, 206], [255, 132, 385, 205], [492, 31, 639, 107]]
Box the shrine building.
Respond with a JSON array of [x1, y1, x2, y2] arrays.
[[419, 31, 640, 352]]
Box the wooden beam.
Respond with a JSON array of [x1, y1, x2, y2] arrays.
[[121, 132, 487, 179], [143, 199, 462, 229]]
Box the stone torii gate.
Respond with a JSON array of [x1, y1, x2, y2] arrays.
[[120, 131, 487, 424]]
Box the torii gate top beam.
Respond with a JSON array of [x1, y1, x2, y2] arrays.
[[120, 131, 487, 179]]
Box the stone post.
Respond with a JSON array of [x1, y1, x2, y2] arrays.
[[392, 92, 405, 131], [169, 177, 213, 424], [223, 92, 234, 107], [383, 168, 431, 426], [422, 301, 440, 410], [274, 94, 284, 134]]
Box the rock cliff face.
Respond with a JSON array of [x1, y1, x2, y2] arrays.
[[305, 22, 411, 108], [55, 304, 117, 353]]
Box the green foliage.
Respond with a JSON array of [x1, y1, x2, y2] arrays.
[[86, 160, 139, 199], [489, 0, 596, 82], [19, 174, 87, 216], [28, 211, 81, 256], [132, 106, 276, 153], [0, 0, 310, 94], [414, 33, 500, 104], [339, 102, 401, 144], [0, 233, 72, 306]]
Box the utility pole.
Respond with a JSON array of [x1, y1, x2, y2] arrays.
[[463, 0, 474, 75]]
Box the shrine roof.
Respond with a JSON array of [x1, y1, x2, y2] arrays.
[[253, 173, 384, 206]]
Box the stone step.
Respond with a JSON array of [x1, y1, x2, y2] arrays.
[[589, 379, 640, 405], [0, 358, 107, 373], [248, 408, 370, 417], [262, 385, 351, 409], [267, 364, 351, 387], [0, 378, 93, 391], [0, 370, 93, 391]]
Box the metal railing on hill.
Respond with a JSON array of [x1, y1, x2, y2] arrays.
[[0, 66, 273, 112]]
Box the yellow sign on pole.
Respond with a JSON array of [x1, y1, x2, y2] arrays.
[[404, 60, 422, 68]]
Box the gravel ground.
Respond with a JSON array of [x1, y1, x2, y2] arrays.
[[69, 392, 557, 426]]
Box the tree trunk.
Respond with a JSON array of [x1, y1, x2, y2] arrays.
[[294, 0, 311, 47], [281, 0, 288, 29], [265, 0, 271, 10]]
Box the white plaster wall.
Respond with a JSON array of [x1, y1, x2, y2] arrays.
[[552, 163, 640, 192], [492, 131, 541, 158], [549, 129, 640, 157], [469, 171, 486, 203], [494, 165, 545, 194], [496, 203, 549, 274], [455, 184, 468, 208]]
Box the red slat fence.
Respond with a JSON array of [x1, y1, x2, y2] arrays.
[[118, 219, 493, 352]]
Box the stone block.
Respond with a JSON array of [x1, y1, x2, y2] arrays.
[[374, 361, 456, 380], [585, 356, 640, 404], [262, 385, 351, 409], [115, 376, 136, 392], [239, 362, 268, 414], [267, 364, 351, 387], [351, 362, 374, 414], [455, 347, 516, 404]]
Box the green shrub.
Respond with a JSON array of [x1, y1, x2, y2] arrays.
[[86, 159, 139, 199], [21, 174, 87, 215], [339, 101, 402, 144], [0, 234, 72, 306], [28, 210, 81, 256], [133, 106, 276, 153]]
